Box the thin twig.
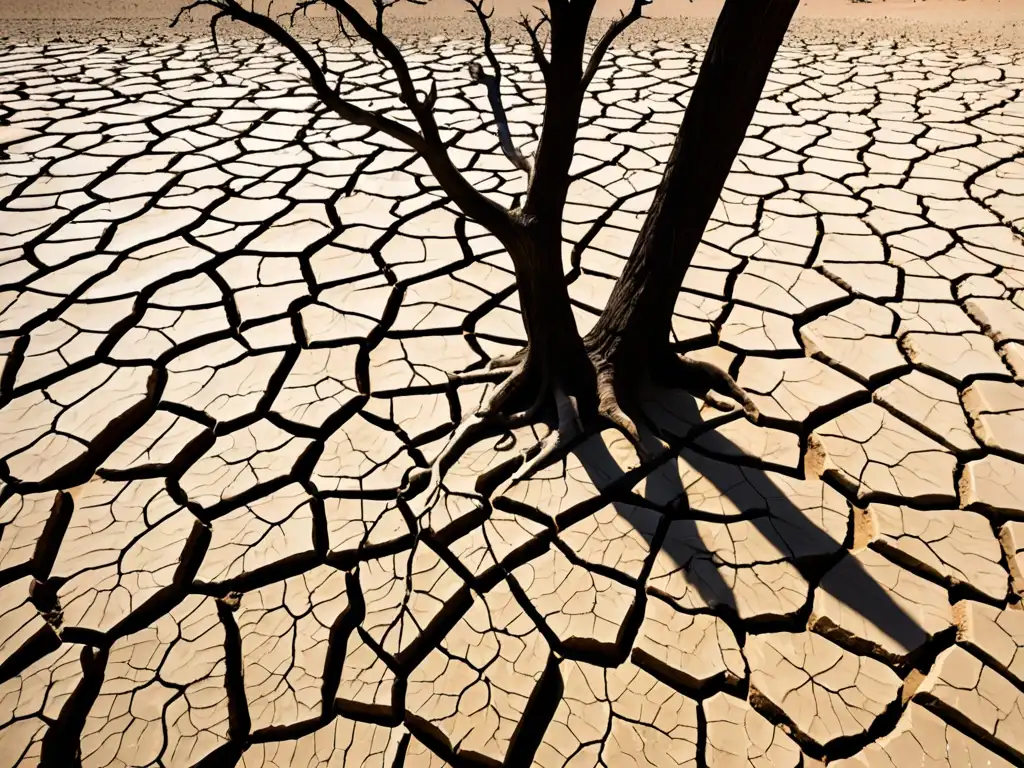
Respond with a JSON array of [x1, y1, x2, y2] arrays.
[[171, 0, 518, 241], [320, 0, 437, 115], [581, 0, 650, 92], [465, 0, 533, 178], [175, 0, 422, 147], [465, 0, 503, 81], [518, 7, 550, 79]]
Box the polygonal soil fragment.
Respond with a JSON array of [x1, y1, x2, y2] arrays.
[[812, 403, 957, 504], [559, 501, 661, 582], [963, 379, 1024, 459], [196, 483, 316, 584], [737, 355, 865, 427], [0, 363, 154, 484], [100, 409, 207, 473], [405, 580, 549, 765], [180, 420, 312, 511], [831, 702, 1014, 768], [324, 496, 410, 560], [512, 544, 636, 653], [51, 478, 196, 633], [237, 717, 405, 767], [914, 645, 1024, 762], [873, 370, 978, 453], [536, 659, 700, 768], [801, 300, 907, 384], [0, 491, 61, 573], [79, 595, 230, 767], [360, 542, 466, 662], [747, 630, 901, 749], [235, 566, 349, 730], [703, 692, 800, 768], [632, 595, 745, 692], [0, 643, 81, 767], [645, 452, 847, 623], [498, 429, 642, 522], [867, 503, 1007, 601], [0, 576, 51, 671], [966, 297, 1024, 344], [955, 601, 1024, 688], [695, 417, 802, 472], [1001, 521, 1024, 598], [312, 414, 416, 494], [811, 548, 954, 662], [901, 331, 1009, 384], [960, 454, 1024, 518]]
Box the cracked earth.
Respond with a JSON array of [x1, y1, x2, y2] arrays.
[[1, 32, 1024, 768]]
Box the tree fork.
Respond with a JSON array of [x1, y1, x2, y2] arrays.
[[175, 0, 801, 480]]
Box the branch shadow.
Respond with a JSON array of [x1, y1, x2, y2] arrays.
[[570, 388, 928, 657]]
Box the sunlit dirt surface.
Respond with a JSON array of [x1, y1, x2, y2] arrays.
[[2, 37, 1024, 767]]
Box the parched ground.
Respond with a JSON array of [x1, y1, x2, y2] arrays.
[[2, 32, 1024, 768]]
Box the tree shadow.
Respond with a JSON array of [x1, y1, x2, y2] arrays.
[[570, 387, 928, 658]]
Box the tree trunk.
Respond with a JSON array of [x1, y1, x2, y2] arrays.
[[506, 226, 597, 410], [586, 0, 800, 379]]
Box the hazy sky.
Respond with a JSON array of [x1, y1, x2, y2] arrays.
[[3, 0, 1023, 21]]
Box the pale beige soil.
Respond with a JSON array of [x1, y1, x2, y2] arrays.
[[3, 15, 1024, 768]]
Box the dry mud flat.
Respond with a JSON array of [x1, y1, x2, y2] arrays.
[[2, 32, 1024, 768], [3, 0, 1024, 47]]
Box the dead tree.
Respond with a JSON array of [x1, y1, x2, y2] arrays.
[[173, 0, 800, 480]]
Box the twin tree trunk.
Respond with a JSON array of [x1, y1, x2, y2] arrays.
[[511, 0, 800, 413]]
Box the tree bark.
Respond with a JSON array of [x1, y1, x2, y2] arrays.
[[586, 0, 800, 380], [504, 225, 597, 410]]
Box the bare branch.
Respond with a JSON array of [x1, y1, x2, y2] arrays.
[[465, 0, 503, 81], [518, 8, 551, 78], [286, 0, 320, 28], [465, 0, 532, 178], [374, 0, 391, 34], [177, 1, 422, 146], [321, 0, 435, 114], [581, 0, 650, 92], [520, 0, 601, 223], [209, 9, 229, 49], [171, 0, 211, 28], [334, 9, 355, 45], [469, 64, 532, 179], [172, 0, 517, 239]]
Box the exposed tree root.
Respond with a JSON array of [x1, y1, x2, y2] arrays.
[[404, 343, 761, 505], [479, 359, 535, 419], [506, 385, 585, 484], [484, 347, 528, 371], [656, 353, 762, 422], [595, 365, 645, 455]]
